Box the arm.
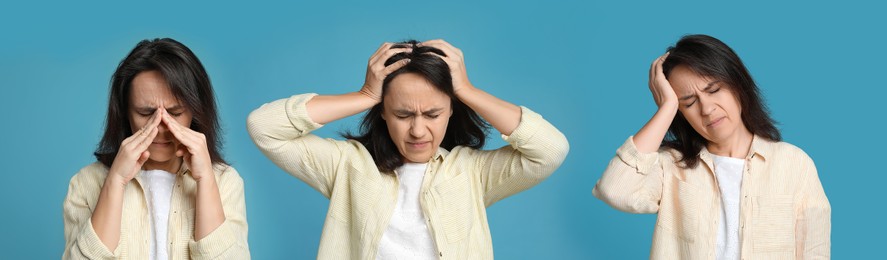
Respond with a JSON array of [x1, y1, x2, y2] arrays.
[[421, 39, 521, 134], [592, 53, 675, 213], [472, 107, 569, 206], [64, 110, 163, 259], [189, 166, 251, 260], [160, 107, 225, 240], [421, 40, 569, 205], [246, 43, 410, 196], [796, 156, 831, 259], [306, 42, 410, 124], [63, 167, 120, 260], [592, 137, 665, 213]]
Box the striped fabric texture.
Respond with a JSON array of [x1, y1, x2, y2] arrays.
[[593, 136, 830, 259], [247, 94, 569, 260], [62, 163, 250, 259]]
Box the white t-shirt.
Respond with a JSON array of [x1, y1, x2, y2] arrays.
[[141, 169, 177, 260], [713, 155, 745, 260], [376, 163, 437, 260]]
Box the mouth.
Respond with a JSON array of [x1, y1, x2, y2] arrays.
[[406, 141, 431, 149], [706, 117, 726, 128], [151, 141, 174, 147]]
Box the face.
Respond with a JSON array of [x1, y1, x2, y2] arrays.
[[128, 70, 193, 164], [668, 65, 747, 145], [382, 72, 453, 164]]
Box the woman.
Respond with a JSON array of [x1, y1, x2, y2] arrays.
[[63, 38, 250, 259], [593, 34, 830, 259], [247, 39, 569, 259]]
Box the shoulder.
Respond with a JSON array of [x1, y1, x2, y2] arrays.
[[212, 163, 243, 180], [767, 140, 815, 165], [67, 162, 110, 197], [70, 161, 110, 184]]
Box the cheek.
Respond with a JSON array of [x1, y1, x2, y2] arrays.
[[177, 117, 191, 128], [384, 120, 407, 140], [129, 115, 149, 132], [679, 110, 705, 130]]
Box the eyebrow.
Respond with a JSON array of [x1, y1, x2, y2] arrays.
[[394, 108, 444, 115], [135, 105, 185, 113], [679, 80, 721, 101]]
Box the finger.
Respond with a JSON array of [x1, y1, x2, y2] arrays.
[[162, 110, 199, 147], [381, 58, 410, 75], [420, 39, 446, 46], [123, 111, 161, 148], [133, 124, 159, 153], [137, 150, 150, 165], [370, 42, 392, 59], [372, 47, 412, 68], [369, 42, 396, 65], [654, 53, 669, 81], [423, 51, 457, 68], [421, 39, 459, 57]]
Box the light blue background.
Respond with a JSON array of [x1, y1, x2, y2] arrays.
[[1, 1, 883, 259]]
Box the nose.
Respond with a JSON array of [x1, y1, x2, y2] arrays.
[[699, 96, 716, 116], [154, 122, 171, 140], [409, 118, 427, 138]]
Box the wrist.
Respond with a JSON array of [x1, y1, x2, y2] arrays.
[[658, 101, 679, 113], [104, 173, 129, 190], [358, 86, 381, 103], [193, 171, 217, 184], [453, 83, 476, 97]]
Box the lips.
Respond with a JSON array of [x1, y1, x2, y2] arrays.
[[407, 141, 431, 149], [706, 117, 726, 128], [151, 141, 173, 147]]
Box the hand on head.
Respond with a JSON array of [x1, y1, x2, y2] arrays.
[[360, 42, 413, 101], [648, 52, 678, 108]]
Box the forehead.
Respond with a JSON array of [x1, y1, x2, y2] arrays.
[[129, 70, 180, 106], [383, 73, 451, 108], [667, 65, 717, 93]]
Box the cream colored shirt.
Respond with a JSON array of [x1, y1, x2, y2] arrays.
[[63, 162, 251, 260], [593, 136, 830, 259], [247, 93, 569, 260]]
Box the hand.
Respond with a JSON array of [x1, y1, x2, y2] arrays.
[[420, 39, 473, 93], [160, 108, 214, 182], [107, 110, 162, 186], [359, 42, 412, 101], [649, 53, 678, 108]]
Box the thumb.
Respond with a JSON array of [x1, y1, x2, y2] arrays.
[[137, 151, 151, 165]]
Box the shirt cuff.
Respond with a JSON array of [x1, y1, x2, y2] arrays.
[[285, 93, 323, 135], [616, 136, 660, 174], [188, 219, 238, 259], [76, 218, 120, 259]]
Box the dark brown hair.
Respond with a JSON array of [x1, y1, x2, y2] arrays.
[[94, 38, 226, 166], [344, 40, 489, 173], [662, 34, 780, 168]]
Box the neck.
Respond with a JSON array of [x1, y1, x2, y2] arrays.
[[707, 127, 754, 158], [142, 157, 182, 174]]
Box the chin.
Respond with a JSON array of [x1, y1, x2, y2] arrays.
[[148, 153, 176, 163]]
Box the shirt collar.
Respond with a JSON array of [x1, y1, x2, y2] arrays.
[[176, 160, 190, 175], [699, 135, 773, 166], [432, 147, 449, 162]]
